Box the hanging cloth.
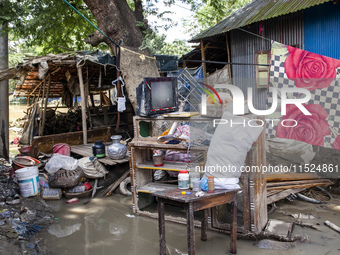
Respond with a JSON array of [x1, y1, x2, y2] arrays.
[[112, 76, 126, 112]]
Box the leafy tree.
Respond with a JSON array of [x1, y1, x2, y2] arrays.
[[0, 0, 106, 54], [1, 0, 249, 108], [183, 0, 253, 38]]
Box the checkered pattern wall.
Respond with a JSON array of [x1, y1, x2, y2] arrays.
[[266, 42, 340, 150]]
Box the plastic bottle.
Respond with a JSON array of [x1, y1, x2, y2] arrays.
[[41, 189, 62, 200], [207, 176, 215, 193], [68, 186, 86, 193], [178, 170, 189, 189], [92, 141, 106, 158]]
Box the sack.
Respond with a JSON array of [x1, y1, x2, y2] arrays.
[[48, 167, 84, 189]]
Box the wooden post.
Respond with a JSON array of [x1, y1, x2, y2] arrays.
[[0, 24, 9, 159], [39, 75, 51, 136], [200, 40, 206, 80], [38, 78, 47, 136], [77, 66, 88, 144], [225, 34, 232, 80]]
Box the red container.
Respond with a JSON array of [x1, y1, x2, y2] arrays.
[[12, 156, 40, 170], [52, 143, 71, 156], [18, 145, 32, 155]]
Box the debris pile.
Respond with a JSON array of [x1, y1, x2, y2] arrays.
[[0, 158, 56, 254]]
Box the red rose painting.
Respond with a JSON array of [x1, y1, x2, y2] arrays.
[[333, 135, 340, 150], [285, 46, 340, 90], [276, 104, 331, 146]]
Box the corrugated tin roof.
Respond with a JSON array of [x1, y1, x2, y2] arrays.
[[190, 0, 333, 42]]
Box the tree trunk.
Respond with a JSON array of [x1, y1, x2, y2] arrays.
[[83, 0, 159, 110], [0, 23, 9, 159]]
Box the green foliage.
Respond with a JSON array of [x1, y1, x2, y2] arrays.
[[1, 0, 107, 54], [140, 28, 192, 57], [182, 0, 253, 38]]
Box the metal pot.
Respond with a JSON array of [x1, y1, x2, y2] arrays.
[[107, 135, 127, 160]]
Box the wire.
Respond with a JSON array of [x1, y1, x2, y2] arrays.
[[184, 59, 270, 66], [63, 0, 119, 47], [236, 27, 272, 42], [63, 0, 156, 61]]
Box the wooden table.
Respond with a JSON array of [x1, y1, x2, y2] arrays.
[[152, 189, 239, 255], [71, 143, 129, 165]]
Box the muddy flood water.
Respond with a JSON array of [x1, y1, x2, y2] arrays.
[[36, 193, 340, 255]]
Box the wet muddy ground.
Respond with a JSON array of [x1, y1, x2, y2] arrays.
[[37, 193, 340, 255]]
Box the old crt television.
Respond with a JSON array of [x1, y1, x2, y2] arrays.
[[136, 77, 178, 116]]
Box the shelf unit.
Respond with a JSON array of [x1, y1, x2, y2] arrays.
[[129, 115, 267, 234]]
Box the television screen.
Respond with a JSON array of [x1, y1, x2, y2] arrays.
[[151, 80, 174, 110], [136, 77, 178, 116]]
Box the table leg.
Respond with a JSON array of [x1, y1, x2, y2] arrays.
[[230, 193, 237, 254], [158, 199, 166, 255], [201, 209, 208, 241], [186, 203, 195, 255]]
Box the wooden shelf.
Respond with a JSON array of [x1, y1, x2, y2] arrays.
[[137, 161, 189, 171], [138, 183, 178, 193], [130, 140, 208, 151]]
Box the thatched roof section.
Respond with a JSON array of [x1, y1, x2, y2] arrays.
[[0, 51, 117, 98]]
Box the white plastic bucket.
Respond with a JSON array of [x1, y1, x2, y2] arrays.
[[15, 166, 40, 197]]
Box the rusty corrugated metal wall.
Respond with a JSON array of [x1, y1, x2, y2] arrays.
[[229, 11, 304, 110]]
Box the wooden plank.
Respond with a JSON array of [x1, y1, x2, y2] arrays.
[[267, 172, 319, 182], [70, 143, 129, 165], [137, 161, 189, 171], [193, 193, 235, 211], [138, 183, 177, 194], [267, 178, 332, 188], [130, 140, 208, 151], [31, 127, 111, 156], [252, 117, 267, 234], [267, 189, 285, 197], [267, 188, 307, 204], [267, 180, 333, 190]]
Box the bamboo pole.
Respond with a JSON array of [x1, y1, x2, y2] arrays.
[[39, 75, 51, 136], [200, 40, 207, 79], [38, 78, 47, 136], [77, 66, 88, 144]]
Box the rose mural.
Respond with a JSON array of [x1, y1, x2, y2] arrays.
[[285, 46, 340, 91], [276, 104, 331, 146], [268, 42, 340, 150], [333, 135, 340, 150]]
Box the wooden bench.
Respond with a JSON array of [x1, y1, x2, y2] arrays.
[[31, 127, 111, 157]]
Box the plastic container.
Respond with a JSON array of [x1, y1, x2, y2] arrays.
[[92, 141, 106, 158], [178, 170, 189, 189], [41, 189, 62, 200], [68, 186, 86, 193], [52, 143, 71, 156], [207, 176, 215, 193], [153, 154, 164, 166], [15, 166, 40, 197], [189, 172, 200, 189], [192, 180, 201, 192]]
